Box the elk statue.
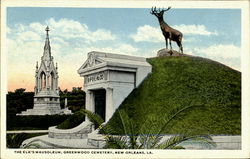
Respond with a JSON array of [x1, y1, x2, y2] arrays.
[[150, 7, 183, 54]]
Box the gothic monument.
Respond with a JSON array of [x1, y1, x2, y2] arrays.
[[17, 26, 71, 115]]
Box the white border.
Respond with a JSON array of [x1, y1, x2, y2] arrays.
[[1, 0, 249, 159]]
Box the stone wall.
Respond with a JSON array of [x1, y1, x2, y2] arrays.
[[87, 135, 241, 149], [158, 135, 241, 150], [21, 132, 241, 149], [48, 122, 92, 139]]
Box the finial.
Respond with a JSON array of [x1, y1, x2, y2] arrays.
[[36, 61, 38, 69], [56, 62, 58, 69], [45, 26, 50, 39]]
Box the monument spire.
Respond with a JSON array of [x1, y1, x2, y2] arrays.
[[43, 26, 51, 60]]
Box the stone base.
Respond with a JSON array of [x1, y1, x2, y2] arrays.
[[17, 93, 72, 116], [87, 129, 106, 148], [20, 135, 97, 149], [17, 106, 72, 116], [48, 121, 92, 139], [61, 108, 72, 114], [20, 121, 99, 148], [17, 98, 72, 116], [157, 48, 183, 57]]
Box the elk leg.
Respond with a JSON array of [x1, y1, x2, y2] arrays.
[[177, 41, 183, 54], [178, 36, 183, 54], [180, 42, 183, 53], [169, 40, 172, 50], [165, 37, 168, 50], [169, 33, 173, 51]]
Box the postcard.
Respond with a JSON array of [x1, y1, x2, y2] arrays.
[[1, 0, 250, 159]]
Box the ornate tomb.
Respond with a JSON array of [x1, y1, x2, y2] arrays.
[[17, 26, 71, 115], [78, 51, 152, 122]]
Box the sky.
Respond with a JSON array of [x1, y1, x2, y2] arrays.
[[6, 7, 241, 92]]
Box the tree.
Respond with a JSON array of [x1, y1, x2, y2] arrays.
[[7, 89, 34, 115], [14, 88, 26, 95], [59, 87, 85, 111], [72, 87, 83, 94]]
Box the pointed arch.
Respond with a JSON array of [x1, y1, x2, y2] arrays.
[[50, 71, 55, 90], [40, 71, 46, 90]]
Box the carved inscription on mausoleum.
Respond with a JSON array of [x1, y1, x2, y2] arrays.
[[85, 71, 107, 84]]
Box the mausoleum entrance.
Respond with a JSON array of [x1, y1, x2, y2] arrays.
[[94, 89, 106, 121]]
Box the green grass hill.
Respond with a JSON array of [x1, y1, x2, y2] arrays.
[[106, 55, 241, 135]]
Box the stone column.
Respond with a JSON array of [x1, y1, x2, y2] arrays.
[[53, 77, 55, 91], [38, 77, 41, 91], [35, 76, 38, 94], [55, 77, 58, 91], [85, 90, 94, 122], [35, 76, 38, 87], [46, 74, 50, 89], [106, 87, 113, 122], [38, 77, 42, 92], [43, 74, 46, 89]]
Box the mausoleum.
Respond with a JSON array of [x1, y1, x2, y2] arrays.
[[78, 51, 152, 122], [17, 26, 71, 116]]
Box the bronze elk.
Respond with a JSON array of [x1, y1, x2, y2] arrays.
[[150, 7, 183, 54]]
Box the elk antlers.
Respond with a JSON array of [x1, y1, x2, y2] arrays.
[[150, 7, 156, 14], [150, 6, 171, 14]]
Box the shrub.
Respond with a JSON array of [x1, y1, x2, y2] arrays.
[[7, 133, 47, 148], [56, 109, 85, 129]]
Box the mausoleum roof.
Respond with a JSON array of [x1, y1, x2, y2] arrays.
[[78, 51, 151, 75]]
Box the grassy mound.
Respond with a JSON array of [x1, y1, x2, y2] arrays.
[[106, 56, 241, 135], [56, 109, 85, 129]]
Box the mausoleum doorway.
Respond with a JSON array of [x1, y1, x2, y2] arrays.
[[94, 89, 106, 121]]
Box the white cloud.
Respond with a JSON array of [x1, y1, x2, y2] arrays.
[[45, 18, 116, 42], [131, 24, 217, 43], [29, 22, 44, 33], [173, 24, 218, 36], [130, 25, 163, 43], [190, 44, 241, 71], [52, 37, 69, 46], [183, 37, 196, 43], [10, 18, 116, 43], [15, 24, 26, 32], [197, 44, 240, 59], [73, 44, 139, 57], [17, 31, 42, 41], [115, 44, 139, 53], [91, 29, 116, 41]]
